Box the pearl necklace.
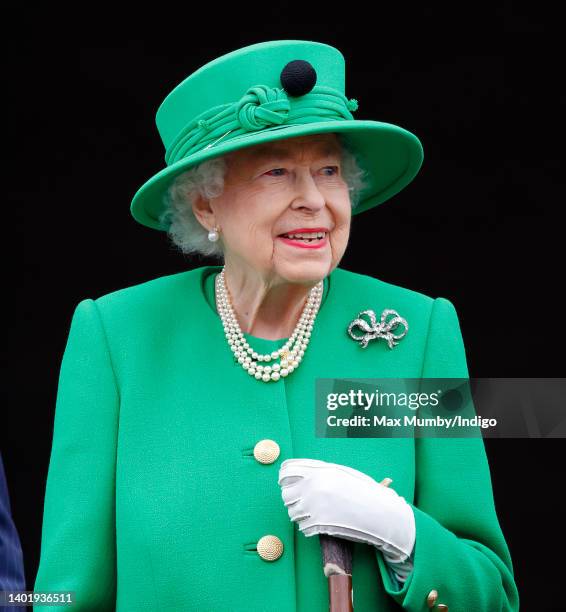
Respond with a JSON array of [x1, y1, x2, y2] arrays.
[[215, 268, 324, 382]]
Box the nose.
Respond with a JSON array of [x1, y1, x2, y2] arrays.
[[290, 168, 326, 211]]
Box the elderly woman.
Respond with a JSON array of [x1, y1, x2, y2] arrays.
[[34, 41, 519, 611]]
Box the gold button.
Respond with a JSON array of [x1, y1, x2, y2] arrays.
[[437, 605, 449, 611], [253, 439, 280, 464], [426, 589, 438, 608], [257, 535, 284, 561]]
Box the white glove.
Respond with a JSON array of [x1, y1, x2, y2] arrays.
[[278, 458, 415, 563]]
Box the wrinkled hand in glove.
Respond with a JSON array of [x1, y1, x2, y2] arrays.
[[278, 458, 415, 563]]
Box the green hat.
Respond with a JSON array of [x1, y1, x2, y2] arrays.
[[130, 40, 424, 231]]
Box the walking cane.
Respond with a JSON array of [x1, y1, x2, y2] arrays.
[[320, 477, 393, 611]]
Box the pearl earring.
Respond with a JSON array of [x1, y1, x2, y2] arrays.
[[208, 226, 220, 242]]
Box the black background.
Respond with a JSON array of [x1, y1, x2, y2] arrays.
[[4, 3, 565, 610]]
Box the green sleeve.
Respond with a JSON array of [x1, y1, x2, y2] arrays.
[[375, 297, 520, 611], [33, 299, 119, 611]]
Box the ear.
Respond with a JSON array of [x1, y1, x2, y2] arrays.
[[191, 192, 217, 231]]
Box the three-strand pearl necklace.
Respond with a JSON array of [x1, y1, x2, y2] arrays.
[[215, 268, 324, 382]]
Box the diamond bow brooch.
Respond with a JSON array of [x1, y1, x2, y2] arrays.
[[347, 309, 409, 349]]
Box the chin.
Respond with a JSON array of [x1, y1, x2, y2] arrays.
[[275, 259, 331, 285]]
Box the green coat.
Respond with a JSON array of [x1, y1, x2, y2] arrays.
[[34, 265, 519, 611]]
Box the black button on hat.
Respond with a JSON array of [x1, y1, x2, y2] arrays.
[[280, 60, 317, 97]]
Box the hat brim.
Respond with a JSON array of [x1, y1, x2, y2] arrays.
[[130, 119, 424, 230]]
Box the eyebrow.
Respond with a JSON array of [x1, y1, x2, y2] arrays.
[[246, 143, 342, 162]]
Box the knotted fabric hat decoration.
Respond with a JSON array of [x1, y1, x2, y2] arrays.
[[130, 40, 424, 231]]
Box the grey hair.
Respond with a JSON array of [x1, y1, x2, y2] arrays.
[[159, 133, 370, 260]]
